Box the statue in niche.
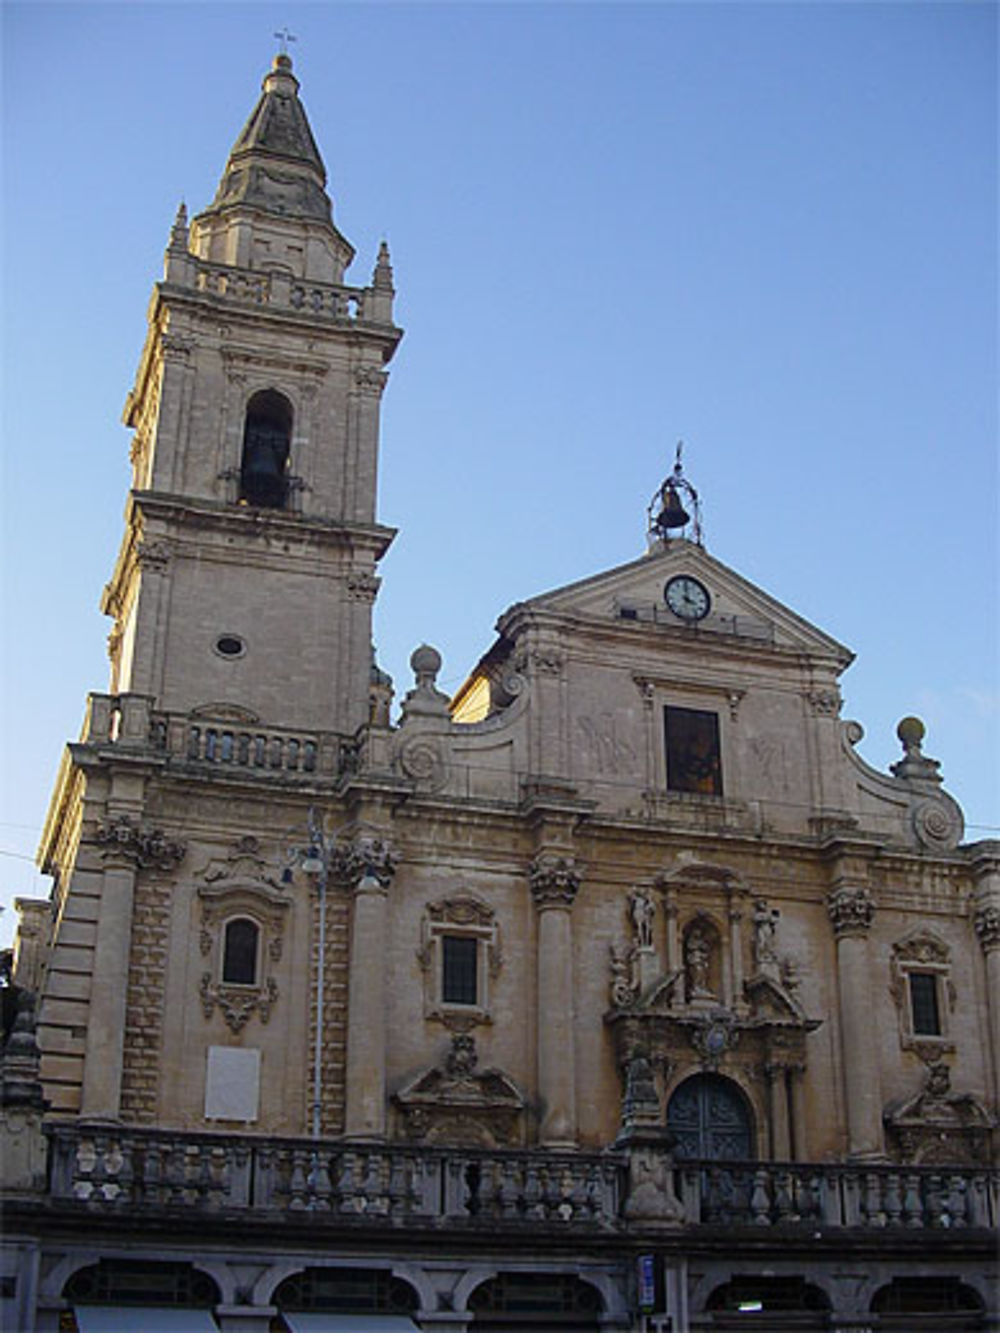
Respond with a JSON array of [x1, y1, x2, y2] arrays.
[[629, 888, 655, 950], [684, 924, 714, 1001]]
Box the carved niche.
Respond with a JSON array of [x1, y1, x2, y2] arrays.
[[195, 837, 290, 1033]]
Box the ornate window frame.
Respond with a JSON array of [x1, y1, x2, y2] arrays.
[[418, 895, 500, 1027], [197, 882, 289, 1033], [889, 929, 955, 1053]]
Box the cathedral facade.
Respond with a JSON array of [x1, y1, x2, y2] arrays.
[[2, 54, 997, 1333]]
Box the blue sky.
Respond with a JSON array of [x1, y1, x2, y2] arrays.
[[1, 2, 997, 940]]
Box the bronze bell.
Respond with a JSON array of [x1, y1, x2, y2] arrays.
[[241, 428, 287, 508], [655, 481, 689, 533]]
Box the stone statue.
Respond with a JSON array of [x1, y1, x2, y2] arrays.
[[753, 899, 780, 975], [684, 924, 713, 999], [629, 889, 655, 950]]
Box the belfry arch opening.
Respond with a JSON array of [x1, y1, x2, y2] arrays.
[[239, 389, 292, 508]]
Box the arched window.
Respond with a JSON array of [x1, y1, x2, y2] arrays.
[[469, 1273, 602, 1330], [222, 918, 259, 985], [274, 1266, 418, 1316], [871, 1277, 985, 1330], [239, 389, 292, 508], [63, 1259, 219, 1307], [706, 1275, 830, 1328], [667, 1073, 753, 1160]]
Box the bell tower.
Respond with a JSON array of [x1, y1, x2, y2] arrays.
[[103, 53, 401, 736]]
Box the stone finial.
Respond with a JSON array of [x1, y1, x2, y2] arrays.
[[826, 885, 875, 936], [890, 715, 942, 784], [169, 201, 189, 251], [373, 240, 394, 291], [399, 643, 450, 724], [369, 644, 394, 728], [1, 990, 44, 1109]]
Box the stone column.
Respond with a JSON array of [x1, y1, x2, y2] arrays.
[[766, 1064, 791, 1160], [663, 885, 680, 981], [971, 843, 1000, 1101], [789, 1064, 808, 1162], [530, 853, 581, 1148], [81, 816, 185, 1121], [342, 835, 396, 1140], [827, 885, 882, 1159]]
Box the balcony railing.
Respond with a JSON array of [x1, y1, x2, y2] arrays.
[[45, 1124, 998, 1234]]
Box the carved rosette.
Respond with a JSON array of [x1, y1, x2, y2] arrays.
[[974, 905, 1000, 951], [911, 798, 963, 852], [826, 886, 875, 936], [399, 737, 450, 794], [529, 854, 581, 909], [95, 816, 186, 871]]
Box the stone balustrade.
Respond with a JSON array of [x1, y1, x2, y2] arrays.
[[79, 694, 346, 781], [191, 259, 373, 324], [45, 1125, 997, 1235]]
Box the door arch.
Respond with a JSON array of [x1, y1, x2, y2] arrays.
[[667, 1073, 753, 1159]]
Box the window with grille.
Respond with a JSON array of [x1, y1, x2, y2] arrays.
[[442, 934, 478, 1005], [909, 972, 942, 1036]]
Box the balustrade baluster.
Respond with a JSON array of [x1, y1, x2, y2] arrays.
[[308, 1149, 332, 1211], [882, 1171, 902, 1227], [288, 1148, 309, 1210], [902, 1172, 923, 1227], [523, 1160, 544, 1219], [751, 1167, 771, 1225], [926, 1174, 945, 1227], [774, 1170, 794, 1222], [946, 1174, 967, 1227], [862, 1171, 884, 1227]]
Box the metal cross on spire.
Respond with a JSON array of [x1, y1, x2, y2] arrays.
[[273, 27, 297, 54]]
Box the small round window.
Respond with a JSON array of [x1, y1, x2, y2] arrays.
[[215, 635, 245, 659]]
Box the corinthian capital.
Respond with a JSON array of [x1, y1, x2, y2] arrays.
[[332, 835, 397, 890], [974, 905, 1000, 951], [826, 885, 875, 936], [95, 815, 186, 871], [530, 854, 581, 909]]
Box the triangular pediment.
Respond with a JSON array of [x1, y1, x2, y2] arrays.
[[499, 540, 852, 667]]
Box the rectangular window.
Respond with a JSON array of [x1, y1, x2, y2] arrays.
[[442, 934, 478, 1005], [665, 706, 723, 796], [909, 972, 941, 1035]]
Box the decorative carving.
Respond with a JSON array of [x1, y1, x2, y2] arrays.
[[530, 649, 564, 677], [199, 973, 278, 1033], [621, 1141, 684, 1226], [135, 539, 172, 572], [347, 570, 380, 602], [94, 816, 186, 871], [808, 689, 841, 717], [529, 854, 581, 908], [911, 798, 963, 852], [751, 899, 781, 979], [974, 905, 1000, 950], [609, 943, 638, 1009], [393, 1034, 525, 1147], [354, 365, 388, 394], [826, 885, 874, 936], [689, 1013, 741, 1069], [160, 332, 196, 359], [629, 888, 655, 950], [426, 896, 495, 928], [884, 1061, 996, 1165], [331, 835, 397, 889], [398, 736, 450, 793], [683, 921, 715, 1001]]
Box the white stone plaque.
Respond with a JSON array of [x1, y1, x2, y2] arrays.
[[205, 1045, 260, 1122]]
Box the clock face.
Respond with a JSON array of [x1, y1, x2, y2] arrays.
[[665, 575, 711, 622]]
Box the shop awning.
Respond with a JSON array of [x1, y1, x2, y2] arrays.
[[74, 1308, 219, 1332], [282, 1317, 418, 1332]]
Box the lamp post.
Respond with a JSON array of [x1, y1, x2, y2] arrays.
[[296, 807, 330, 1141]]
